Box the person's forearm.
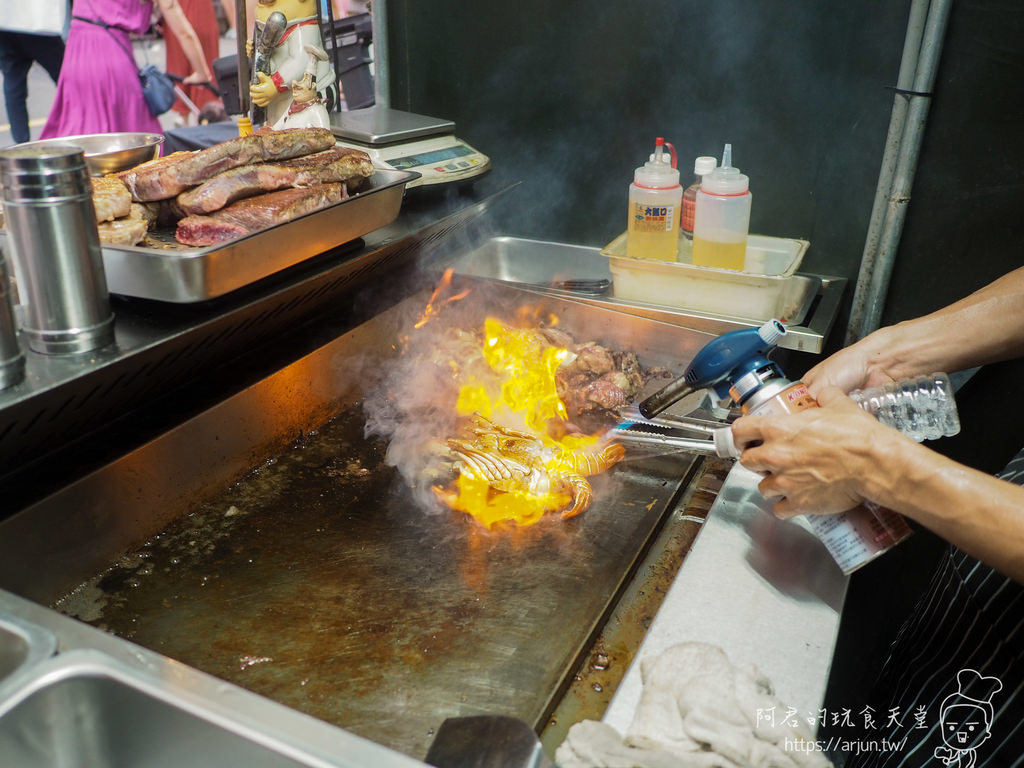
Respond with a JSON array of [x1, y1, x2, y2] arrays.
[[863, 438, 1024, 583], [861, 266, 1024, 379], [159, 0, 213, 80], [246, 0, 257, 35]]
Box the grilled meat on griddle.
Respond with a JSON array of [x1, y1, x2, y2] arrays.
[[91, 175, 132, 223]]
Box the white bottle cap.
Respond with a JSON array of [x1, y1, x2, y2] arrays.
[[701, 166, 749, 195], [701, 143, 749, 195], [635, 157, 680, 189], [713, 426, 741, 458], [694, 156, 717, 175]]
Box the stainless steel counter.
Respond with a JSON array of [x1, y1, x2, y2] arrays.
[[0, 592, 426, 768], [603, 463, 848, 734]]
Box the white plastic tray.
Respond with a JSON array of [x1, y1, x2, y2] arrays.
[[602, 233, 810, 322]]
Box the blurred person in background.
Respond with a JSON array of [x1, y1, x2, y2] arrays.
[[162, 0, 221, 124], [0, 1, 69, 144], [219, 0, 238, 39], [42, 0, 214, 140]]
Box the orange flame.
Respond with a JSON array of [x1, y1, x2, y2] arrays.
[[415, 268, 470, 330], [437, 474, 568, 529]]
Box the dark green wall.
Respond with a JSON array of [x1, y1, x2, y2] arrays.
[[881, 3, 1024, 328], [381, 0, 1024, 712], [384, 0, 1023, 350]]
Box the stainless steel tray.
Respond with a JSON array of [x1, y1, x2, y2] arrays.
[[59, 168, 416, 304], [447, 237, 846, 353]]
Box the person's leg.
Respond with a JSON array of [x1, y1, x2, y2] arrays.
[[33, 34, 66, 85], [220, 0, 237, 34], [0, 31, 34, 144]]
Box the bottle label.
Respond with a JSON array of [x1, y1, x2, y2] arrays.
[[747, 382, 912, 574], [681, 197, 696, 234], [631, 202, 677, 233], [770, 382, 817, 412]]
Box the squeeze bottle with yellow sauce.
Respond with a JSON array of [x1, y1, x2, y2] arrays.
[[692, 143, 751, 270], [626, 138, 682, 261]]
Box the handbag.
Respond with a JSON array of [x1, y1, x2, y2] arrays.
[[138, 64, 178, 117], [74, 14, 179, 117]]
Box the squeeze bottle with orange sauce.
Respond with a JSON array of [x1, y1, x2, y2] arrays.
[[680, 155, 718, 243], [626, 138, 682, 261]]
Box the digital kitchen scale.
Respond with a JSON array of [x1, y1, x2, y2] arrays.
[[330, 106, 490, 189]]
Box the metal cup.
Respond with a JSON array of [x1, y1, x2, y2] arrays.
[[0, 247, 24, 389], [0, 144, 115, 355]]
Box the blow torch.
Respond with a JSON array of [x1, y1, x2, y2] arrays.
[[638, 319, 787, 419], [612, 320, 787, 458]]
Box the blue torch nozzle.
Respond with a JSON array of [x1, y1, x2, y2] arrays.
[[638, 320, 786, 418]]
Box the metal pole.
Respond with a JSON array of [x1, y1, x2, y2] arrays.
[[845, 0, 929, 344], [859, 0, 953, 337], [234, 0, 250, 115], [371, 0, 389, 108], [320, 0, 343, 112]]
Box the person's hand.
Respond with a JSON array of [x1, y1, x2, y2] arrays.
[[732, 387, 910, 519], [801, 334, 903, 398]]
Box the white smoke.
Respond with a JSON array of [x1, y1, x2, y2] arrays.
[[361, 281, 502, 514]]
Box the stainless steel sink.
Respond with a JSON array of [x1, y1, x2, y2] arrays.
[[0, 592, 426, 768], [0, 649, 416, 768], [0, 614, 55, 687]]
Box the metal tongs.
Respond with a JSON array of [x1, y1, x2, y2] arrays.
[[607, 405, 736, 457], [609, 321, 790, 459]]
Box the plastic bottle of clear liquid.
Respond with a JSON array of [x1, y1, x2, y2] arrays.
[[626, 138, 682, 261], [716, 372, 962, 456], [849, 373, 961, 442], [692, 143, 751, 271], [713, 371, 963, 572]]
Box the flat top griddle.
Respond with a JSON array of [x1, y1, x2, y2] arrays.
[[56, 403, 700, 760]]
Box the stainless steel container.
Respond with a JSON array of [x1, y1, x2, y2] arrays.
[[0, 145, 114, 355], [0, 248, 24, 389]]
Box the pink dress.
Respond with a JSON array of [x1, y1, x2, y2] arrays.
[[41, 0, 162, 139]]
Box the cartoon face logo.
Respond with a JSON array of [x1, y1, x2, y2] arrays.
[[940, 703, 991, 750], [933, 669, 1002, 765]]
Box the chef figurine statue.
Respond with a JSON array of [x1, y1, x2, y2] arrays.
[[247, 0, 339, 128], [273, 45, 332, 129]]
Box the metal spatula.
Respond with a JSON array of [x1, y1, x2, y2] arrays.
[[425, 715, 554, 768]]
